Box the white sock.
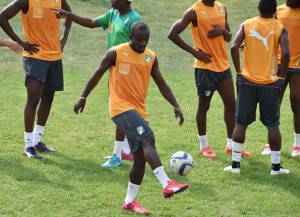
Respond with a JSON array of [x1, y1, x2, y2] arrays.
[[113, 140, 123, 158], [198, 135, 208, 150], [24, 132, 33, 148], [122, 138, 131, 154], [124, 182, 140, 205], [153, 166, 170, 189], [294, 133, 300, 147], [271, 151, 281, 164], [232, 141, 243, 162], [32, 125, 45, 146], [227, 138, 233, 149]]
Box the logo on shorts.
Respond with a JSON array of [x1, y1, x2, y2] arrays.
[[137, 126, 145, 135], [205, 90, 212, 97], [146, 55, 151, 63]]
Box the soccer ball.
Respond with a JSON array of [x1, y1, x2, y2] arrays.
[[169, 151, 193, 176]]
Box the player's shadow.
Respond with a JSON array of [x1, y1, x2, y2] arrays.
[[217, 154, 300, 198], [39, 151, 131, 185], [0, 157, 73, 190]]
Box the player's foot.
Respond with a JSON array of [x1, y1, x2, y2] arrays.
[[261, 144, 271, 156], [270, 167, 290, 176], [226, 147, 252, 158], [23, 146, 42, 159], [121, 151, 134, 161], [163, 180, 189, 198], [291, 145, 300, 158], [223, 165, 240, 174], [34, 142, 55, 153], [200, 145, 216, 159], [102, 153, 122, 168], [122, 199, 150, 215]]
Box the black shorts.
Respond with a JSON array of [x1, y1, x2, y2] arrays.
[[194, 68, 232, 98], [236, 75, 284, 128], [278, 66, 300, 83], [112, 110, 153, 153], [23, 57, 64, 91]]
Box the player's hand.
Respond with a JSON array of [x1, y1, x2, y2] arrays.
[[50, 8, 70, 19], [193, 49, 212, 63], [20, 41, 39, 54], [74, 97, 86, 114], [207, 25, 225, 39], [174, 106, 184, 126], [6, 40, 23, 54]]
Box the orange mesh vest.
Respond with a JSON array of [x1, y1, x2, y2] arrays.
[[21, 0, 62, 61], [242, 17, 283, 84], [277, 4, 300, 68], [109, 43, 156, 120], [190, 1, 230, 72]]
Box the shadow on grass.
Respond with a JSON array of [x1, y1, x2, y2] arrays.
[[217, 154, 300, 198]]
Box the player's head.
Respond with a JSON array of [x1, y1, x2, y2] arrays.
[[129, 22, 150, 53], [258, 0, 277, 17], [110, 0, 132, 10], [286, 0, 300, 8], [202, 0, 216, 6]]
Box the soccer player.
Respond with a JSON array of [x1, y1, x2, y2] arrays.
[[0, 39, 23, 54], [261, 0, 300, 158], [0, 0, 72, 159], [73, 22, 188, 215], [224, 0, 290, 175], [168, 0, 251, 159], [53, 0, 140, 168]]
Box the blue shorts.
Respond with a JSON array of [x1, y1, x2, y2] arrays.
[[112, 110, 153, 153]]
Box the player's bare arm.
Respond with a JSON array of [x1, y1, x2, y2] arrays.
[[151, 57, 184, 126], [207, 7, 232, 42], [74, 48, 116, 114], [60, 0, 72, 51], [279, 28, 290, 78], [168, 8, 211, 63], [0, 0, 38, 54], [53, 8, 100, 28], [0, 39, 23, 54], [231, 24, 245, 74]]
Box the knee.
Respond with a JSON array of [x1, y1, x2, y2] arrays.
[[198, 103, 210, 114], [43, 91, 55, 105], [27, 95, 40, 108], [224, 100, 236, 112]]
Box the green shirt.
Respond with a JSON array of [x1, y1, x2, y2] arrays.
[[96, 9, 141, 48]]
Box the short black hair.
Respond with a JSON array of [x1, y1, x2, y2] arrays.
[[131, 22, 150, 35], [258, 0, 277, 16]]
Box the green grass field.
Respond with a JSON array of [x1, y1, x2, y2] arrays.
[[1, 0, 300, 216]]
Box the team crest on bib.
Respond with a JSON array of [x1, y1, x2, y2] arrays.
[[146, 54, 151, 63]]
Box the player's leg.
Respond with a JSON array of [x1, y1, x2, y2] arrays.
[[217, 76, 252, 157], [23, 78, 44, 159], [224, 79, 256, 173], [259, 84, 289, 175], [123, 147, 149, 215], [23, 57, 50, 159], [289, 73, 300, 157], [33, 60, 63, 153], [114, 127, 133, 161], [194, 68, 216, 159], [261, 68, 289, 156]]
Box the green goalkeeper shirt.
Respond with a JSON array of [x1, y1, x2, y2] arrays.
[[95, 9, 141, 48]]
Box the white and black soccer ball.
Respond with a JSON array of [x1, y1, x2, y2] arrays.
[[169, 151, 193, 176]]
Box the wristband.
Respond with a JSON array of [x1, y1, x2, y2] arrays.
[[80, 96, 86, 100]]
